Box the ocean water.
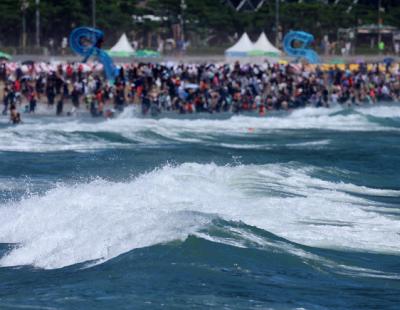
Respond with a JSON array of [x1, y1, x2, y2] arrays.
[[0, 105, 399, 309]]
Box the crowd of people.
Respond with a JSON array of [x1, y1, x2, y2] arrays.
[[1, 60, 400, 122]]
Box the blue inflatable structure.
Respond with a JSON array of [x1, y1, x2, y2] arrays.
[[69, 27, 118, 81], [283, 31, 320, 64]]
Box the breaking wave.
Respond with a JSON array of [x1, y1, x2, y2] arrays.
[[0, 163, 399, 269], [0, 105, 400, 152]]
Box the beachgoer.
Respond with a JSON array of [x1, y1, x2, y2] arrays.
[[10, 104, 21, 124]]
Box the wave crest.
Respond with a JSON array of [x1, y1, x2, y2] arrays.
[[0, 105, 400, 152], [0, 163, 399, 269]]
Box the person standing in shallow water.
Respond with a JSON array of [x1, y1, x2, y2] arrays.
[[2, 86, 10, 115], [9, 104, 21, 124], [56, 95, 64, 116], [46, 81, 55, 106], [29, 88, 37, 113]]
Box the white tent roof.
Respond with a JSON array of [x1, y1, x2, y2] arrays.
[[253, 32, 281, 54], [225, 33, 254, 54], [110, 33, 135, 52]]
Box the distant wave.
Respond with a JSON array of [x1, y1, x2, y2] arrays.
[[0, 105, 399, 153]]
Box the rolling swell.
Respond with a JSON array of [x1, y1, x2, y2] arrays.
[[0, 162, 399, 270], [1, 222, 399, 309], [0, 105, 400, 153]]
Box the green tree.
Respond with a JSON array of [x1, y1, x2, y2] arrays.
[[1, 0, 400, 49], [0, 0, 23, 46]]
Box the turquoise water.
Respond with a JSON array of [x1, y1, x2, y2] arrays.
[[0, 106, 399, 309]]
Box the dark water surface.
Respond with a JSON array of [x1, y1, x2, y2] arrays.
[[0, 106, 399, 309]]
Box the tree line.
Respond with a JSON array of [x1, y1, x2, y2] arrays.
[[0, 0, 400, 49]]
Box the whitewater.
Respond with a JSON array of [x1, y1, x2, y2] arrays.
[[0, 105, 399, 309]]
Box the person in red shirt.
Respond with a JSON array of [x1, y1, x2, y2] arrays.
[[66, 65, 73, 78], [14, 80, 21, 92]]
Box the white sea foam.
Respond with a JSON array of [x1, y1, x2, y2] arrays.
[[218, 143, 270, 150], [0, 180, 19, 191], [285, 139, 332, 148], [0, 105, 399, 152], [356, 105, 400, 118], [0, 163, 399, 269]]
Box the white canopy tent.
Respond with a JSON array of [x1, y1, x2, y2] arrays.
[[108, 33, 135, 57], [251, 32, 281, 56], [225, 33, 254, 57]]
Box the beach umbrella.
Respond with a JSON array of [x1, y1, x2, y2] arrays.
[[22, 60, 34, 65], [81, 63, 91, 72], [21, 65, 29, 73], [349, 64, 360, 71], [93, 63, 104, 71], [383, 57, 395, 65], [330, 58, 345, 64], [184, 83, 199, 89], [6, 63, 17, 72], [289, 64, 302, 73], [0, 51, 11, 60], [355, 57, 365, 64], [135, 49, 161, 58], [39, 62, 50, 72]]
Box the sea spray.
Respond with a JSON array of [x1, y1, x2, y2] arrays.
[[1, 163, 399, 269]]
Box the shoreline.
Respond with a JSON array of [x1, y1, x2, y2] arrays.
[[2, 101, 399, 121]]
